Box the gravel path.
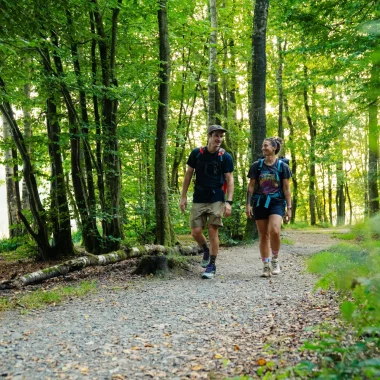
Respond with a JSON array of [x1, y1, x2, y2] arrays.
[[0, 230, 340, 379]]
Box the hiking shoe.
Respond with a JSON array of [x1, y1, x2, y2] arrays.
[[201, 249, 210, 268], [202, 263, 216, 279], [261, 263, 271, 278], [271, 259, 281, 275]]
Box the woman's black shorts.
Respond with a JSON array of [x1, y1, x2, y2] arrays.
[[254, 198, 286, 220]]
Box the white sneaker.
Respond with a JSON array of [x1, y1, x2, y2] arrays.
[[261, 263, 271, 277], [271, 259, 281, 275]]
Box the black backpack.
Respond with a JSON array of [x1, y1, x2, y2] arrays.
[[194, 147, 228, 194]]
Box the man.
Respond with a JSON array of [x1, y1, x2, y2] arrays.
[[180, 125, 234, 279]]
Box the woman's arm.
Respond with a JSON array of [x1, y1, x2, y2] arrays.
[[282, 178, 292, 223], [245, 178, 256, 218]]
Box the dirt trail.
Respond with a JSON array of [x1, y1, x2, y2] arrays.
[[0, 229, 341, 379]]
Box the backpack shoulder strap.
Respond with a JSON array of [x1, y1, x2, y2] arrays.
[[256, 158, 264, 180], [195, 146, 205, 160], [277, 159, 283, 172]]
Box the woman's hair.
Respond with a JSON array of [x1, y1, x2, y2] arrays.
[[264, 137, 283, 155]]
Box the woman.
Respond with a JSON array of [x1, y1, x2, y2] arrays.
[[245, 137, 292, 277]]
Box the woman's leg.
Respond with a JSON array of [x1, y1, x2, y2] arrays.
[[267, 214, 283, 252], [256, 219, 270, 259], [268, 214, 283, 274]]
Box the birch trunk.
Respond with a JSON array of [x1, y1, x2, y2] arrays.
[[3, 115, 21, 238], [0, 245, 201, 289]]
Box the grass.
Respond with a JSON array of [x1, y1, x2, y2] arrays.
[[0, 280, 97, 313], [281, 236, 295, 245]]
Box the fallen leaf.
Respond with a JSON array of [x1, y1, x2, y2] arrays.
[[257, 358, 267, 366], [214, 353, 223, 359], [191, 364, 204, 371], [234, 345, 240, 351]]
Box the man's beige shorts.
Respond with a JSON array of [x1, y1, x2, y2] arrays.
[[190, 202, 225, 228]]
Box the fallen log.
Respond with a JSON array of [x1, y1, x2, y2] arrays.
[[0, 244, 202, 290]]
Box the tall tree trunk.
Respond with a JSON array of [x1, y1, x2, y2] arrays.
[[303, 65, 316, 226], [328, 164, 333, 225], [46, 97, 73, 254], [368, 62, 379, 215], [244, 0, 269, 240], [48, 31, 103, 254], [90, 9, 107, 236], [155, 0, 176, 246], [284, 95, 298, 223], [2, 115, 22, 238], [276, 37, 285, 143], [336, 158, 345, 226], [21, 83, 31, 212], [250, 0, 269, 161], [345, 182, 352, 225], [208, 0, 218, 126], [92, 0, 124, 251], [67, 9, 98, 232]]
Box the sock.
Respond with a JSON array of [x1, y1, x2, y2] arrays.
[[201, 243, 209, 252], [272, 250, 279, 260], [262, 257, 271, 263], [209, 255, 217, 265]]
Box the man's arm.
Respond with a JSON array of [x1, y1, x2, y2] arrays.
[[180, 166, 195, 212]]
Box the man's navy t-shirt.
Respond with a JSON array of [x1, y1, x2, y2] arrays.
[[187, 147, 234, 203]]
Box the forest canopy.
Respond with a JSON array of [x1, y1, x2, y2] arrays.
[[0, 0, 379, 260]]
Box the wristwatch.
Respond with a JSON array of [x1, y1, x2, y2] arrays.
[[226, 200, 233, 205]]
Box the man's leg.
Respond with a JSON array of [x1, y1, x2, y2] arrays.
[[191, 227, 207, 246], [201, 202, 223, 279], [208, 224, 219, 257], [201, 224, 219, 279], [191, 227, 210, 267], [190, 204, 210, 267]]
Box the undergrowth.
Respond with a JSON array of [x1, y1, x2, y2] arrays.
[[0, 280, 97, 314], [286, 215, 380, 379]]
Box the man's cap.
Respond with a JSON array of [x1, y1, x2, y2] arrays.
[[207, 125, 227, 134]]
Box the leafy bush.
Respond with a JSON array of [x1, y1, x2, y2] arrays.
[[294, 216, 380, 378]]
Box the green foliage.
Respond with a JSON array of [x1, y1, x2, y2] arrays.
[[293, 217, 380, 378], [0, 236, 38, 261], [0, 280, 97, 313], [0, 237, 22, 253]]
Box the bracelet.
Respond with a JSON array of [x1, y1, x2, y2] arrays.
[[287, 206, 292, 209], [226, 200, 233, 205]]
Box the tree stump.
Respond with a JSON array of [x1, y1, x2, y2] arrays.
[[133, 255, 169, 276]]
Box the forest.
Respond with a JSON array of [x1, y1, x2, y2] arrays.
[[0, 0, 379, 260]]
